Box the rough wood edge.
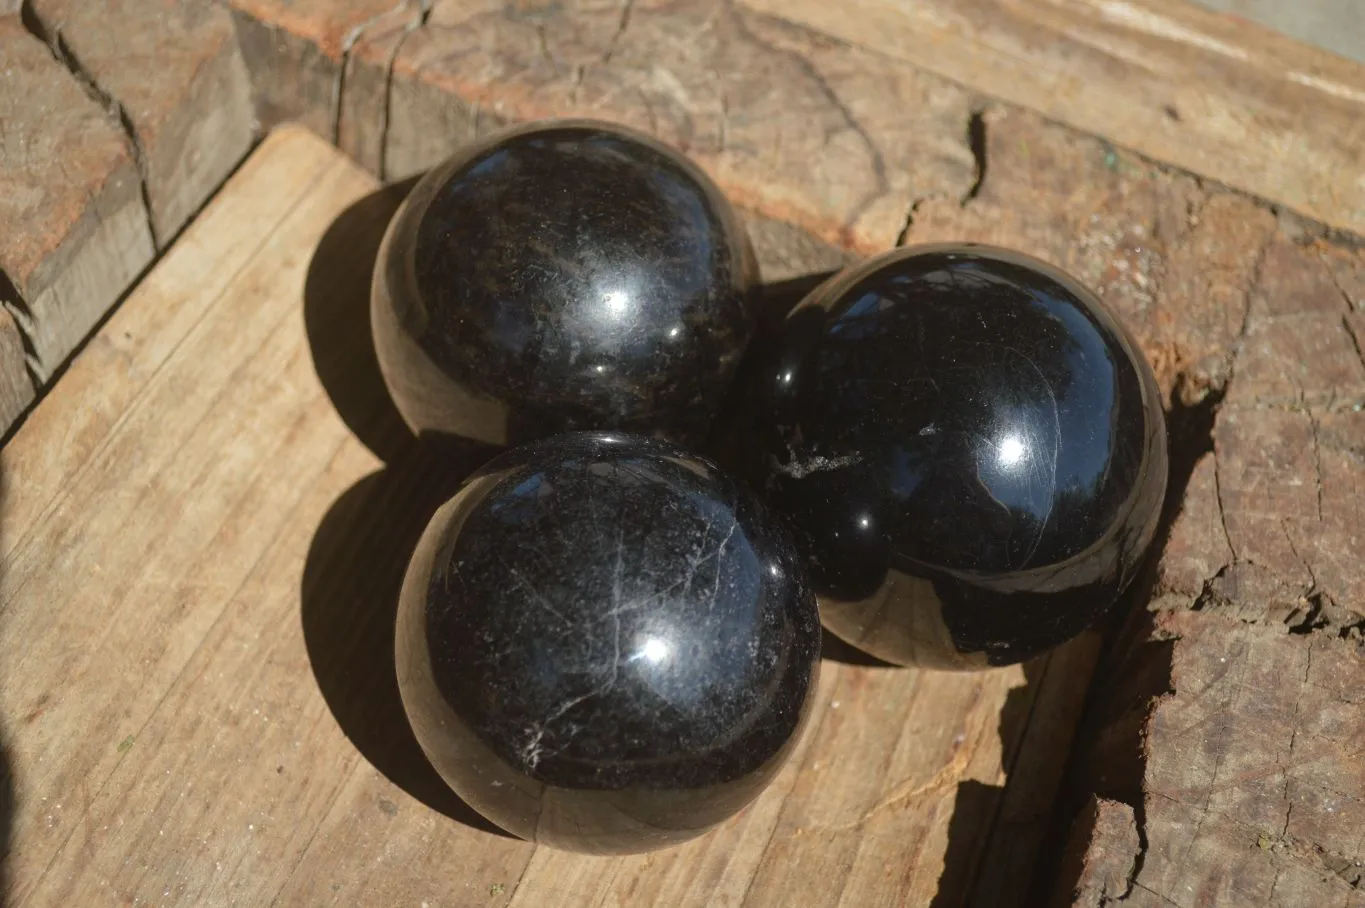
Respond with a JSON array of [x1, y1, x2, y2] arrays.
[[738, 0, 1365, 239]]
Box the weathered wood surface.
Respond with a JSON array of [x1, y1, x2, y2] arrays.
[[1056, 608, 1365, 907], [0, 16, 152, 386], [864, 99, 1365, 906], [5, 101, 1358, 908], [0, 0, 255, 436], [1050, 204, 1365, 905], [24, 0, 255, 248], [0, 308, 33, 438], [0, 0, 1360, 902], [3, 0, 1358, 431], [227, 0, 421, 139], [224, 0, 1365, 246], [227, 0, 987, 254], [739, 0, 1365, 240], [0, 123, 1091, 908], [308, 9, 1365, 891]]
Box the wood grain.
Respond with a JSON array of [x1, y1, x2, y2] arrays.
[[0, 308, 34, 438], [1050, 179, 1365, 903], [1050, 796, 1140, 906], [737, 0, 1365, 238], [227, 0, 1365, 244], [242, 0, 983, 253], [1064, 610, 1365, 907], [25, 0, 256, 246], [4, 0, 1362, 901], [0, 16, 154, 385], [227, 0, 421, 138], [0, 122, 1080, 908], [0, 125, 365, 907], [335, 0, 427, 176]]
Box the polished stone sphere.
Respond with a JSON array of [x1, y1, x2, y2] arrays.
[[372, 119, 758, 449], [395, 432, 821, 853], [736, 244, 1168, 669]]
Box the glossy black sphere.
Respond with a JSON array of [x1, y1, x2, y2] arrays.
[[737, 244, 1168, 669], [395, 432, 821, 853], [372, 119, 758, 449]]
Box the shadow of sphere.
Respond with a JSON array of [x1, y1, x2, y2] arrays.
[[818, 628, 898, 668], [303, 175, 423, 465], [299, 438, 508, 837]]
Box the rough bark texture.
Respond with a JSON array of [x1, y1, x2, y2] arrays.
[[1050, 210, 1365, 904]]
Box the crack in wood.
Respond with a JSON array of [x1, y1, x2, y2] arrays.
[[895, 194, 939, 247], [0, 267, 43, 395], [20, 0, 159, 248], [1344, 313, 1365, 377], [600, 0, 635, 66], [1212, 444, 1238, 564], [376, 0, 430, 181], [1318, 246, 1360, 314], [724, 1, 890, 244], [963, 107, 987, 205], [333, 0, 414, 146], [1117, 799, 1150, 903]]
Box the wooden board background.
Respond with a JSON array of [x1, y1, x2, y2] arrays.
[[0, 1, 1363, 905], [0, 0, 252, 401], [0, 125, 1093, 908], [5, 0, 1365, 442]]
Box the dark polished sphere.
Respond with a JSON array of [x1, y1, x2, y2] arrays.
[[372, 119, 759, 449], [736, 244, 1168, 669], [395, 432, 821, 853]]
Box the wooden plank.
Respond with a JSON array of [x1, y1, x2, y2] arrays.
[[0, 127, 365, 906], [737, 0, 1365, 239], [1194, 0, 1365, 65], [227, 0, 1365, 244], [25, 0, 256, 247], [1062, 611, 1365, 907], [226, 0, 420, 138], [0, 307, 35, 439], [1051, 204, 1365, 904], [0, 16, 154, 383], [0, 124, 339, 564], [0, 121, 1074, 908], [8, 1, 1363, 902], [241, 0, 984, 253]]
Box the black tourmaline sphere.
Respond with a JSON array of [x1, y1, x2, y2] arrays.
[[737, 244, 1168, 669], [372, 119, 758, 449], [395, 432, 821, 854]]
